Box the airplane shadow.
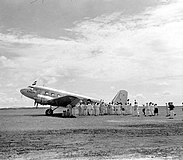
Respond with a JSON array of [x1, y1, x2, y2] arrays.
[[26, 113, 77, 118]]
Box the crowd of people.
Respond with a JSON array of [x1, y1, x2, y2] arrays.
[[141, 102, 159, 117], [64, 99, 161, 117], [70, 101, 127, 116], [61, 99, 181, 119]]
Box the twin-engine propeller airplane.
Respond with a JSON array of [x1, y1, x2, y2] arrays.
[[20, 81, 100, 116], [20, 81, 128, 116]]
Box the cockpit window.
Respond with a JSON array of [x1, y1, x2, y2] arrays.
[[28, 86, 33, 91]]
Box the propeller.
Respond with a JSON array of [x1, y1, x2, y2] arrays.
[[34, 100, 39, 108]]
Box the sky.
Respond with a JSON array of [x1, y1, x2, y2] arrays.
[[0, 0, 183, 108]]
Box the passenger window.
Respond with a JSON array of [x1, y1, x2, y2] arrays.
[[45, 92, 49, 95], [57, 94, 61, 97], [51, 93, 55, 97]]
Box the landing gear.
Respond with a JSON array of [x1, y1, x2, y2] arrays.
[[45, 108, 53, 116]]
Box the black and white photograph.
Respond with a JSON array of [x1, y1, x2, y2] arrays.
[[0, 0, 183, 159]]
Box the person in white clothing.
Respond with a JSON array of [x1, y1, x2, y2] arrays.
[[166, 103, 170, 117], [94, 103, 100, 116], [147, 102, 152, 116], [150, 102, 155, 116], [133, 100, 139, 116]]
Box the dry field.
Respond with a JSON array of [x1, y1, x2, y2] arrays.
[[0, 106, 183, 160]]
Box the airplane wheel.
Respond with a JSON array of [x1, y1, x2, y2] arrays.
[[45, 109, 53, 116]]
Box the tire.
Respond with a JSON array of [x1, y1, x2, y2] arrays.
[[45, 108, 53, 116]]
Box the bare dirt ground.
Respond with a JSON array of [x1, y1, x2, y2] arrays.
[[0, 107, 183, 160]]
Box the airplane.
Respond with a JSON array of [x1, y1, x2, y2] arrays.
[[20, 81, 128, 116], [20, 82, 100, 116]]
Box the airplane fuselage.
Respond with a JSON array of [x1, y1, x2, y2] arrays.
[[20, 85, 99, 106]]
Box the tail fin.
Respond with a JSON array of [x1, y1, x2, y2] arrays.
[[112, 90, 128, 105]]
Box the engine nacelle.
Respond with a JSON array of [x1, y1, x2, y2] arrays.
[[35, 97, 49, 105]]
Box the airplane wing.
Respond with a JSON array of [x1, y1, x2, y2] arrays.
[[47, 95, 81, 107]]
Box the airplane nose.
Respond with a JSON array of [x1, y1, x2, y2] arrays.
[[20, 89, 27, 95]]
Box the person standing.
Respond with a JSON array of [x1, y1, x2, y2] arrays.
[[87, 102, 93, 116], [111, 103, 115, 115], [99, 102, 105, 115], [108, 103, 112, 115], [133, 100, 139, 116], [104, 103, 108, 115], [129, 103, 132, 115], [121, 103, 125, 115], [116, 103, 121, 115], [83, 102, 87, 116], [166, 103, 170, 117], [93, 102, 97, 116], [146, 102, 151, 116], [66, 104, 72, 117], [142, 104, 146, 116], [150, 102, 155, 116], [154, 104, 159, 116], [168, 102, 175, 119], [78, 102, 83, 116], [95, 103, 100, 116], [114, 103, 117, 115]]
